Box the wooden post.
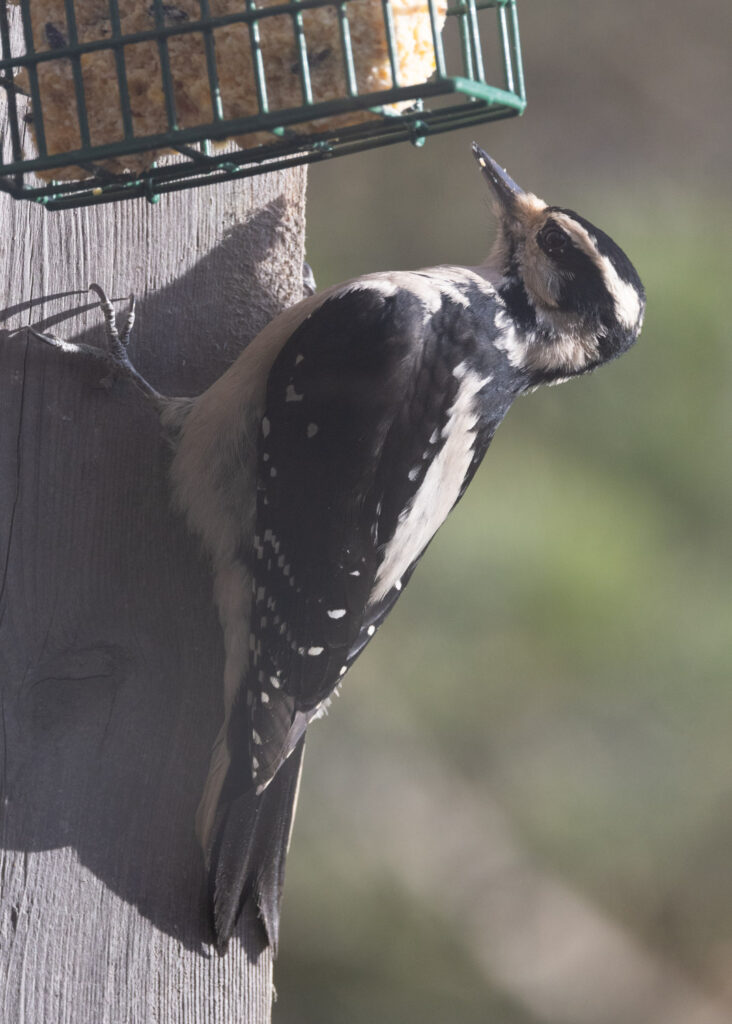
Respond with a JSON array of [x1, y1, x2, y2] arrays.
[[0, 78, 307, 1023]]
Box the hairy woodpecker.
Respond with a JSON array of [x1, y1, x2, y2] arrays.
[[33, 144, 645, 953]]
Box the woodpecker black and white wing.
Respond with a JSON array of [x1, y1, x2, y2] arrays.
[[208, 277, 505, 948], [245, 280, 499, 790]]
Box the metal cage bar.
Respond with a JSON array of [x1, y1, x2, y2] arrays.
[[0, 0, 526, 208], [427, 0, 447, 81], [149, 0, 179, 130], [464, 0, 485, 84], [107, 0, 135, 139], [0, 3, 22, 172], [16, 0, 47, 156], [246, 0, 270, 114], [198, 0, 224, 122], [62, 0, 92, 148], [336, 1, 358, 98], [379, 0, 400, 89], [291, 0, 314, 106], [506, 0, 525, 102]]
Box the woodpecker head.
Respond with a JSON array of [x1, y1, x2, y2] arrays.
[[472, 143, 645, 384]]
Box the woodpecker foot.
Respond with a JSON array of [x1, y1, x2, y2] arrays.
[[29, 284, 162, 404]]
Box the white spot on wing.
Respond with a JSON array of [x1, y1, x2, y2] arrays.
[[371, 370, 490, 603], [307, 423, 319, 438], [286, 385, 303, 402], [327, 609, 347, 619], [308, 646, 324, 656], [261, 416, 270, 437]]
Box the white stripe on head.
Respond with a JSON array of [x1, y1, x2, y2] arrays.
[[551, 212, 643, 330]]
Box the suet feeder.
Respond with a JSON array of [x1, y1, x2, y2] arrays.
[[0, 0, 524, 209]]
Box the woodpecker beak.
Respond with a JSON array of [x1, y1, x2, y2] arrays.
[[471, 143, 525, 213]]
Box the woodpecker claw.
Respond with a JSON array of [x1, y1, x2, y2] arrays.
[[29, 324, 107, 361], [120, 296, 137, 349], [88, 283, 136, 357], [28, 284, 162, 405]]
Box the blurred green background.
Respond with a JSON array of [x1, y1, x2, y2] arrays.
[[275, 3, 732, 1021]]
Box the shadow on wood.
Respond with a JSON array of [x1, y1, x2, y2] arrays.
[[0, 173, 307, 1023]]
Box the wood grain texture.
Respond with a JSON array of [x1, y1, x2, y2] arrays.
[[0, 21, 307, 1020]]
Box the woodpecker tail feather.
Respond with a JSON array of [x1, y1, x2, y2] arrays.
[[207, 736, 306, 954]]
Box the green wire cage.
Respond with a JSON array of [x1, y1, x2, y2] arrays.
[[0, 0, 524, 209]]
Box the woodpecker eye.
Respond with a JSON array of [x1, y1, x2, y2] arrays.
[[540, 225, 570, 257]]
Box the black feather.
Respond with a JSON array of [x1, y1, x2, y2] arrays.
[[209, 736, 306, 953]]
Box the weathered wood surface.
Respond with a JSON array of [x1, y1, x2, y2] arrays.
[[0, 39, 307, 1023]]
